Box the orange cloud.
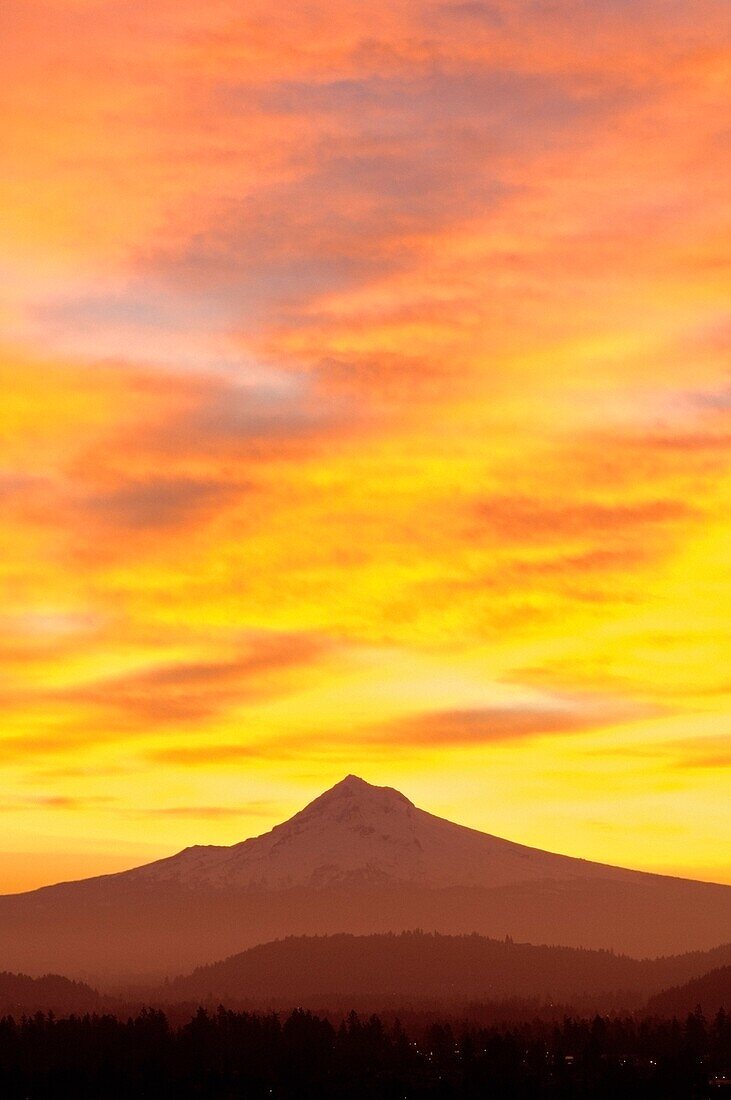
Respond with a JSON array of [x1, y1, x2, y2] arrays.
[[0, 632, 334, 755], [144, 802, 282, 819], [371, 696, 657, 747]]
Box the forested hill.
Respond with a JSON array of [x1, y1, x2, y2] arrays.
[[164, 931, 731, 1006], [0, 971, 101, 1015], [647, 966, 731, 1016]]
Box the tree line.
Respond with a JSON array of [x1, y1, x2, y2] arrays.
[[0, 1004, 728, 1097]]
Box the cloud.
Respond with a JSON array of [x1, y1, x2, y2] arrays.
[[636, 431, 731, 456], [472, 496, 695, 545], [150, 740, 305, 768], [146, 64, 628, 331], [668, 736, 731, 771], [0, 731, 100, 764], [72, 369, 355, 487], [54, 632, 333, 728], [163, 378, 350, 450], [0, 795, 115, 812], [84, 476, 241, 532], [434, 3, 504, 29], [580, 733, 731, 773], [254, 69, 602, 131], [0, 632, 334, 758], [143, 801, 281, 819], [83, 473, 240, 532], [149, 690, 659, 770], [508, 546, 652, 577], [368, 694, 653, 747]]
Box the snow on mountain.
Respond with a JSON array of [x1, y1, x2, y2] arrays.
[[124, 774, 640, 890]]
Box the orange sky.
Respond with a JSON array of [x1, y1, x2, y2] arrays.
[[0, 0, 729, 892]]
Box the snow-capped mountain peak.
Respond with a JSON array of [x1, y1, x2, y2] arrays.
[[123, 775, 640, 891], [286, 774, 415, 824], [127, 776, 424, 889]]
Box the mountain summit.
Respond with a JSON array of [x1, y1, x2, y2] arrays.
[[127, 774, 431, 889], [0, 775, 729, 978]]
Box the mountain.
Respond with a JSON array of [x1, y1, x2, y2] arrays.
[[163, 931, 731, 1010], [121, 774, 653, 890], [0, 775, 729, 980], [646, 965, 731, 1017]]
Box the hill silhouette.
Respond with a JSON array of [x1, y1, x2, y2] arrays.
[[0, 971, 101, 1015], [647, 965, 731, 1017], [163, 931, 731, 1007]]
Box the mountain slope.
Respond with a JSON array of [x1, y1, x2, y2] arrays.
[[0, 776, 729, 979]]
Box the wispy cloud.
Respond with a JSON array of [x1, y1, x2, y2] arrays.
[[371, 696, 654, 747], [84, 476, 241, 532], [0, 632, 335, 758], [144, 802, 281, 819]]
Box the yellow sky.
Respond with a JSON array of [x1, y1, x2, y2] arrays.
[[0, 0, 729, 892]]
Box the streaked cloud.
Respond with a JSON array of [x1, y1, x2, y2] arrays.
[[0, 632, 335, 756], [145, 802, 282, 819], [84, 476, 241, 532], [373, 698, 653, 747], [0, 795, 115, 812]]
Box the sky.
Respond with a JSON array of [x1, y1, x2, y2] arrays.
[[0, 0, 729, 892]]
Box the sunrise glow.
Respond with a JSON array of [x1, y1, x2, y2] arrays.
[[1, 0, 729, 892]]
